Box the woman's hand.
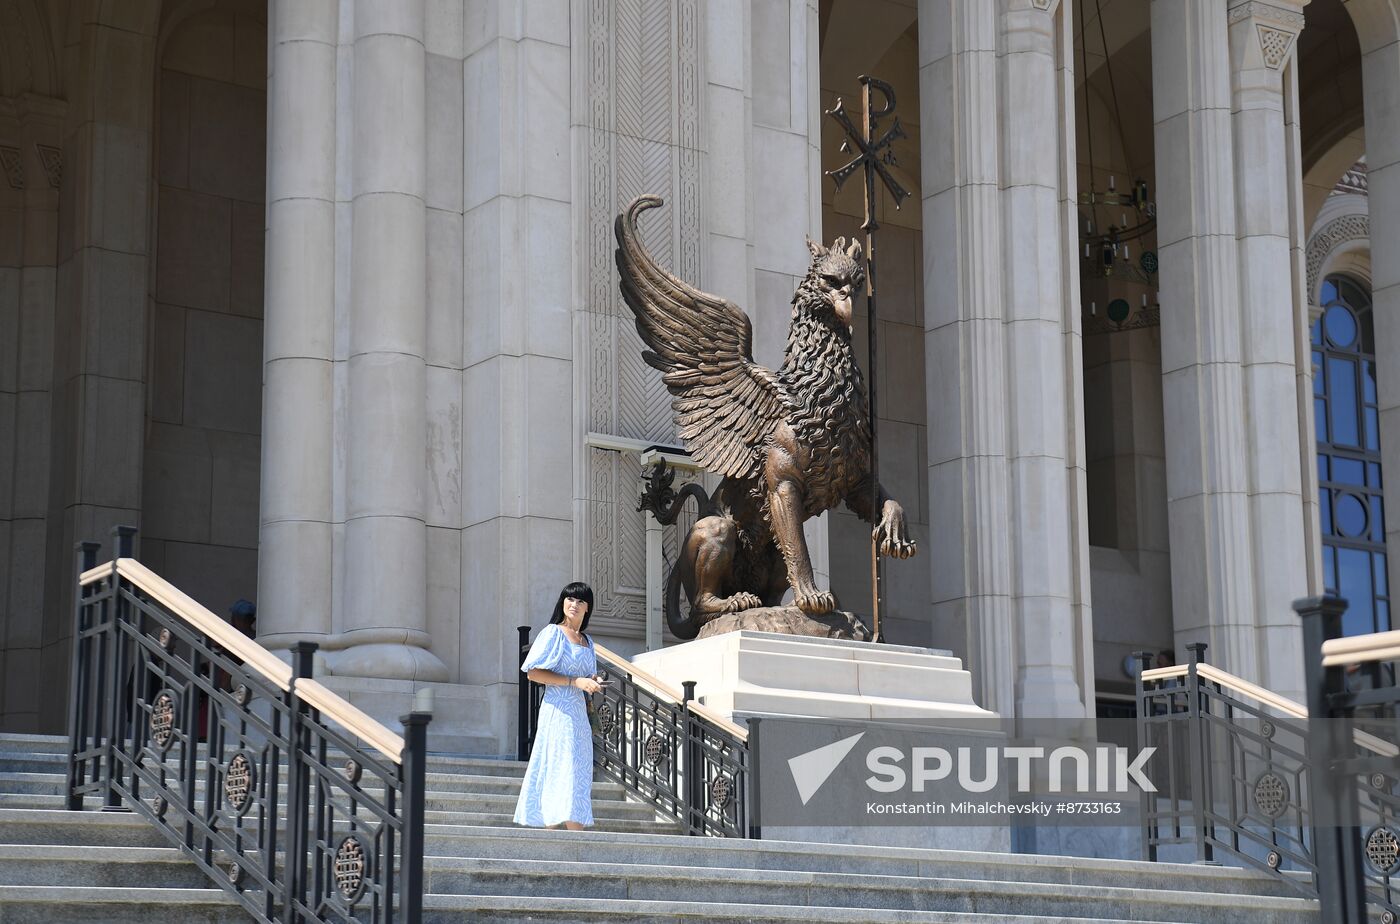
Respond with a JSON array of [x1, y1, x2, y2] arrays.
[[572, 676, 602, 694]]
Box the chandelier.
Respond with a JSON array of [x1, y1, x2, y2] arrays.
[[1077, 0, 1157, 287]]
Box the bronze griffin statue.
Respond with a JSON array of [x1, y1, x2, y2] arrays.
[[615, 195, 916, 640]]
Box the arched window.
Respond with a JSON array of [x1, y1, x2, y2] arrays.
[[1313, 275, 1388, 637]]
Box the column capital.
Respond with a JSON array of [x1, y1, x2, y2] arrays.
[[1227, 0, 1305, 70]]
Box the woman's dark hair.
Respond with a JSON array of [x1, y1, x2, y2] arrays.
[[549, 582, 595, 638]]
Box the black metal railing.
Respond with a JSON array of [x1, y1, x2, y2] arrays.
[[1136, 596, 1400, 924], [66, 528, 429, 924], [517, 625, 756, 838]]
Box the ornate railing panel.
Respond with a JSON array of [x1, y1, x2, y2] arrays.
[[1137, 597, 1400, 924], [66, 531, 428, 924], [517, 626, 755, 838]]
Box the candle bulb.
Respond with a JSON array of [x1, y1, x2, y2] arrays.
[[1141, 293, 1147, 307], [1090, 301, 1097, 315], [1109, 175, 1116, 191], [1124, 244, 1130, 260]]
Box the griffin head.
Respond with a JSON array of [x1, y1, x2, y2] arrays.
[[801, 237, 866, 327]]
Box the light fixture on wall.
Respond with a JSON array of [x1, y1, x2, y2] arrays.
[[1077, 0, 1155, 281]]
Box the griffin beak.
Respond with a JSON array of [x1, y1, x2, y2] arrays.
[[832, 290, 853, 326]]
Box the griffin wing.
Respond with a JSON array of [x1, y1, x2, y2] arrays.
[[614, 195, 790, 482]]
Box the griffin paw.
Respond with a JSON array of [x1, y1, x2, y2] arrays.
[[721, 592, 763, 613], [794, 590, 837, 614]]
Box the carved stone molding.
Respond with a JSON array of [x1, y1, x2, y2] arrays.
[[0, 145, 21, 189], [34, 143, 60, 188], [1306, 212, 1369, 298], [1256, 24, 1295, 69], [578, 0, 704, 626], [1227, 0, 1305, 31]]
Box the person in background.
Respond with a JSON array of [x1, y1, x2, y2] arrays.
[[513, 582, 601, 830]]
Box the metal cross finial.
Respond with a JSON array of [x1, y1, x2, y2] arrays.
[[825, 76, 910, 231], [822, 74, 910, 644]]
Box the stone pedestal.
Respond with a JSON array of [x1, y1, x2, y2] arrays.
[[638, 632, 1005, 853], [632, 631, 998, 725]]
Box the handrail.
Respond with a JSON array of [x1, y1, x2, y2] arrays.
[[1140, 661, 1397, 758], [595, 643, 748, 741], [114, 559, 296, 693], [1321, 627, 1400, 666], [86, 558, 407, 763], [297, 678, 405, 763], [68, 539, 427, 923]]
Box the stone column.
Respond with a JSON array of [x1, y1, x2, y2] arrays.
[[920, 0, 1017, 716], [464, 2, 573, 722], [258, 0, 337, 651], [0, 96, 63, 731], [998, 0, 1091, 719], [1227, 0, 1308, 698], [41, 3, 161, 729], [1344, 0, 1400, 610], [336, 0, 446, 681], [1152, 0, 1260, 677]]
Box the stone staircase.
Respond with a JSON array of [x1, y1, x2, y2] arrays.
[[0, 732, 1323, 923]]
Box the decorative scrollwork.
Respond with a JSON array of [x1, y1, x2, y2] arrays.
[[1266, 849, 1281, 870], [643, 733, 667, 767], [343, 759, 362, 785], [597, 702, 617, 736], [1381, 909, 1396, 924], [150, 690, 177, 751], [1253, 772, 1289, 819], [225, 751, 255, 815], [1259, 720, 1274, 740], [1366, 826, 1400, 875], [150, 795, 167, 819], [232, 683, 250, 706], [1371, 772, 1388, 791], [226, 860, 245, 888], [157, 627, 173, 649], [334, 835, 370, 903], [710, 775, 733, 809]]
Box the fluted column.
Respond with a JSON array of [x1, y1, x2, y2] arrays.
[[259, 0, 337, 650], [920, 0, 1016, 716], [1227, 0, 1308, 699], [1345, 0, 1400, 613], [336, 0, 446, 681], [998, 0, 1090, 719], [1152, 0, 1259, 674]]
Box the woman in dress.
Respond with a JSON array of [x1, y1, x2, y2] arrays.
[[513, 582, 602, 830]]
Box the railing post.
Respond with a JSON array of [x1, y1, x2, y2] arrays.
[[682, 680, 699, 835], [1133, 650, 1156, 862], [517, 625, 532, 762], [284, 641, 317, 924], [66, 540, 102, 810], [101, 525, 137, 810], [746, 717, 762, 840], [1183, 642, 1212, 862], [400, 710, 432, 924], [1296, 594, 1366, 924]]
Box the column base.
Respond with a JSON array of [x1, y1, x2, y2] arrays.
[[324, 642, 450, 684]]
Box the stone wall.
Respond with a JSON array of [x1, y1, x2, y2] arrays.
[[142, 6, 266, 618]]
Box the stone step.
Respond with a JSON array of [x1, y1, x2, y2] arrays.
[[0, 745, 532, 779], [0, 885, 246, 923], [0, 792, 675, 833], [414, 824, 1307, 899], [416, 855, 1316, 924], [417, 894, 1202, 923], [0, 768, 630, 801], [0, 844, 210, 889]]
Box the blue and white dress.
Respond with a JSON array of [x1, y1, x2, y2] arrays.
[[513, 623, 597, 827]]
